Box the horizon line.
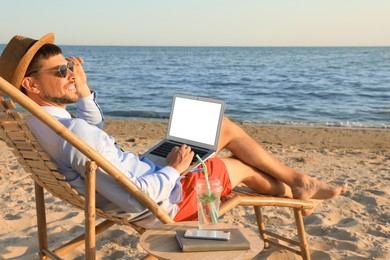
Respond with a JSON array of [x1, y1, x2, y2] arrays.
[[1, 43, 389, 48]]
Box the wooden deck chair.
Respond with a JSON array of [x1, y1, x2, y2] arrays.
[[0, 77, 314, 260]]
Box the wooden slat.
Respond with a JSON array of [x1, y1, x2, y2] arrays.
[[6, 131, 28, 141], [0, 100, 6, 111], [10, 111, 24, 121], [38, 152, 52, 161], [9, 139, 27, 145], [0, 114, 10, 121], [33, 168, 57, 177], [25, 132, 36, 140], [45, 161, 59, 170], [44, 183, 68, 193], [263, 230, 300, 246], [32, 169, 59, 179], [15, 139, 42, 149], [31, 171, 65, 182], [59, 181, 74, 190], [34, 174, 61, 184], [48, 188, 71, 199], [4, 99, 16, 110], [26, 160, 50, 169], [59, 185, 82, 198], [41, 182, 66, 192], [19, 150, 52, 162], [51, 171, 65, 180], [0, 121, 21, 131], [56, 181, 75, 191], [33, 168, 64, 180], [32, 142, 44, 150], [2, 122, 31, 132], [266, 239, 301, 255], [50, 190, 77, 200], [64, 194, 85, 204], [38, 171, 66, 182], [14, 142, 35, 150], [24, 160, 58, 171], [20, 123, 30, 131], [20, 150, 43, 160]]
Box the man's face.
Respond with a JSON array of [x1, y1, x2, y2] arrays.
[[29, 54, 78, 107]]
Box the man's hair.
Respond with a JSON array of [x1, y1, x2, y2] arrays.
[[22, 44, 63, 94]]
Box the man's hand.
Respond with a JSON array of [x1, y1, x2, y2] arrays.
[[66, 56, 91, 98], [166, 144, 194, 173]]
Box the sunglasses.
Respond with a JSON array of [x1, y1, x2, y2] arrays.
[[27, 61, 74, 78]]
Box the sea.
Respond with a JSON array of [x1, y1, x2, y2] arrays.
[[1, 45, 390, 128]]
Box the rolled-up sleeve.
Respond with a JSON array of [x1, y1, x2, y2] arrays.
[[61, 119, 182, 214], [76, 91, 104, 128]]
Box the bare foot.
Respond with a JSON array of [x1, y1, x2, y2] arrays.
[[291, 175, 348, 201], [290, 176, 347, 216]]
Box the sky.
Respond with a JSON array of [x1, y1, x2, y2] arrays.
[[1, 0, 389, 47]]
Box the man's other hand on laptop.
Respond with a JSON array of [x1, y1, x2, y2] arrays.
[[167, 144, 194, 174]]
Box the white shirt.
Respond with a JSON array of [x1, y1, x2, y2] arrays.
[[25, 92, 182, 227]]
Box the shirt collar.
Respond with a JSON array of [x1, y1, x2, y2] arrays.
[[40, 106, 72, 119]]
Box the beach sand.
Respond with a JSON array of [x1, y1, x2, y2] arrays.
[[1, 119, 389, 259]]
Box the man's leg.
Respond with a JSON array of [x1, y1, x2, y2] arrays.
[[219, 157, 292, 198], [217, 117, 297, 185], [217, 117, 347, 200]]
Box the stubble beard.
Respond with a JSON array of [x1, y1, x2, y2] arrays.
[[43, 94, 79, 105], [41, 79, 79, 105]]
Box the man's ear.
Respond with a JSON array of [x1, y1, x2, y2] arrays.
[[21, 77, 40, 94]]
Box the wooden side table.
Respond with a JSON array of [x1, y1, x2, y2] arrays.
[[139, 221, 264, 260]]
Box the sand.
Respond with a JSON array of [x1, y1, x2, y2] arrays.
[[0, 119, 389, 259]]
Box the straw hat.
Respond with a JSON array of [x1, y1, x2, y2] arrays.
[[0, 33, 55, 90]]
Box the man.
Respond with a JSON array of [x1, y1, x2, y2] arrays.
[[0, 33, 347, 227]]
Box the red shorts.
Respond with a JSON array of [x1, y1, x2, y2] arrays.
[[173, 158, 232, 222]]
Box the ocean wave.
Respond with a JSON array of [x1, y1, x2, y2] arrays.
[[105, 110, 169, 119]]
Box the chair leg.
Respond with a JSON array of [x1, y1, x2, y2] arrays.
[[85, 161, 97, 260], [34, 181, 49, 259], [254, 206, 269, 248], [293, 209, 311, 260]]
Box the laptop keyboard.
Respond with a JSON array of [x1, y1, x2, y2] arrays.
[[150, 142, 208, 163]]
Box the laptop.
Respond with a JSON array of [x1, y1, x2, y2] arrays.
[[140, 93, 225, 174]]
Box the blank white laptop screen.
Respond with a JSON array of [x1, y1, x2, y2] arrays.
[[168, 97, 222, 146]]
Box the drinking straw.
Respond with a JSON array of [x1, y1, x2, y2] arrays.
[[195, 154, 219, 224], [189, 168, 204, 173]]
